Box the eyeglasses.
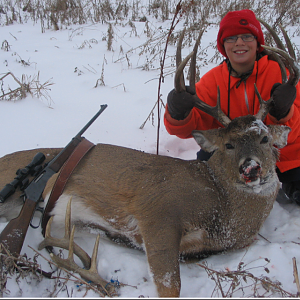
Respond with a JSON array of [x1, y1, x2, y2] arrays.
[[223, 34, 257, 43]]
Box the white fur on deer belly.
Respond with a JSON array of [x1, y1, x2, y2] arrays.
[[47, 194, 142, 248]]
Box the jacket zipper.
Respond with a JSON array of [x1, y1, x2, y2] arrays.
[[244, 81, 250, 113]]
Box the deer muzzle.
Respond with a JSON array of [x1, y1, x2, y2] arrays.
[[239, 158, 262, 184]]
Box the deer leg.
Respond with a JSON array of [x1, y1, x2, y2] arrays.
[[146, 246, 181, 297], [142, 226, 182, 297], [38, 197, 119, 296]]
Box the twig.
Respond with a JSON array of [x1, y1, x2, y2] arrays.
[[0, 72, 23, 86], [258, 233, 271, 243], [28, 245, 106, 297], [9, 32, 17, 40], [139, 99, 165, 130], [14, 262, 54, 278], [138, 0, 183, 154], [198, 261, 295, 297], [293, 257, 300, 296], [156, 1, 184, 155], [83, 64, 97, 74], [112, 83, 126, 91]]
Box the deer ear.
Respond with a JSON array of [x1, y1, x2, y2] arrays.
[[192, 129, 221, 152], [268, 125, 291, 148]]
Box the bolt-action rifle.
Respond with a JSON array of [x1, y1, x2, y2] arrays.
[[0, 104, 107, 256]]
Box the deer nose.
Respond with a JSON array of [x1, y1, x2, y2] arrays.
[[239, 158, 262, 183]]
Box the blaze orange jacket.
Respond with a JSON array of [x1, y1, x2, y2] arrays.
[[164, 55, 300, 173]]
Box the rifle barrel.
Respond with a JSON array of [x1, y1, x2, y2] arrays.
[[76, 104, 107, 138]]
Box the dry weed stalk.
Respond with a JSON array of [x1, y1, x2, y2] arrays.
[[112, 83, 126, 91], [0, 242, 112, 297], [107, 23, 114, 51], [30, 246, 107, 297], [153, 0, 188, 155], [78, 40, 93, 49], [139, 0, 205, 155], [95, 55, 107, 87], [0, 243, 46, 297], [1, 40, 11, 51], [139, 0, 185, 155], [292, 257, 300, 296], [0, 71, 54, 106], [198, 258, 297, 297], [0, 72, 27, 101], [23, 72, 54, 107]]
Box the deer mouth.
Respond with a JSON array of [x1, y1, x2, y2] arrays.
[[239, 159, 262, 184]]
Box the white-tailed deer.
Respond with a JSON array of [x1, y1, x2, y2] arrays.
[[0, 24, 299, 297]]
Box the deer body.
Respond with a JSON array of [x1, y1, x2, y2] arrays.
[[0, 114, 290, 297]]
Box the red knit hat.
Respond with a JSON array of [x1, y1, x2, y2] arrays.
[[217, 9, 264, 58]]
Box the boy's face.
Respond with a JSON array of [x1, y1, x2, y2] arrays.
[[224, 35, 259, 72]]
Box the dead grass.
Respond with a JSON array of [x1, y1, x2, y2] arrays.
[[0, 71, 54, 106], [198, 257, 298, 297]]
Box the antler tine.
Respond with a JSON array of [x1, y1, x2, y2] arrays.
[[194, 87, 231, 127], [189, 28, 205, 89], [38, 197, 91, 269], [262, 46, 288, 83], [262, 45, 300, 86], [175, 28, 186, 92], [254, 84, 273, 120], [67, 224, 76, 260], [278, 24, 296, 60], [64, 195, 71, 239], [175, 50, 194, 92], [89, 234, 100, 274], [258, 18, 286, 50], [49, 227, 117, 296]]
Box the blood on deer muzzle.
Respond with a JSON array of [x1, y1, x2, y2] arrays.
[[239, 158, 262, 184]]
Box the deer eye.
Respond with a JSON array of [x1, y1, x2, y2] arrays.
[[225, 143, 234, 149], [261, 136, 269, 144]]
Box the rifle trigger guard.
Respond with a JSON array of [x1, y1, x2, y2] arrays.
[[30, 206, 44, 229]]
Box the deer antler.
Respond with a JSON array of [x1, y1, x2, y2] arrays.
[[262, 45, 300, 86], [254, 84, 273, 121], [255, 20, 300, 120], [38, 197, 91, 269], [38, 197, 119, 296], [175, 29, 231, 127], [258, 18, 296, 59], [259, 19, 300, 86]]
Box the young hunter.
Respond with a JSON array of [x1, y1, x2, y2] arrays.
[[164, 9, 300, 204]]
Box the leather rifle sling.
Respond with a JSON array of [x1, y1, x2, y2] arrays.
[[41, 137, 95, 236]]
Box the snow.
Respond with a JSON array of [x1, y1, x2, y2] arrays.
[[1, 8, 300, 298], [246, 119, 269, 134]]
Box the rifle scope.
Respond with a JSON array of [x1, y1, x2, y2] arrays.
[[0, 152, 46, 203]]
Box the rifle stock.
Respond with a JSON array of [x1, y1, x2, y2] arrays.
[[0, 104, 107, 256], [0, 198, 36, 255]]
